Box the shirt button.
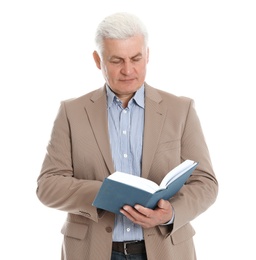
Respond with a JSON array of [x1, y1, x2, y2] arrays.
[[126, 228, 130, 232], [124, 154, 127, 158], [123, 130, 127, 135]]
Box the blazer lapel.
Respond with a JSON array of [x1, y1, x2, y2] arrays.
[[142, 84, 166, 178], [84, 84, 166, 178], [85, 87, 115, 175]]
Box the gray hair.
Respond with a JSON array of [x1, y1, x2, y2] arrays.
[[95, 12, 148, 55]]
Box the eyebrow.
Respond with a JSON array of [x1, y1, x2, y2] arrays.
[[109, 52, 143, 61]]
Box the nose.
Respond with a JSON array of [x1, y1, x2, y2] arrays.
[[121, 61, 133, 75]]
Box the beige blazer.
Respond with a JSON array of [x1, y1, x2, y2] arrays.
[[37, 83, 218, 260]]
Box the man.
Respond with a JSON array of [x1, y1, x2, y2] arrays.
[[36, 12, 218, 260]]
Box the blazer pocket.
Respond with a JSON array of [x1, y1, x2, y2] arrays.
[[170, 223, 195, 245], [61, 221, 88, 240]]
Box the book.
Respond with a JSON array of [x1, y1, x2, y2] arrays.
[[92, 159, 198, 214]]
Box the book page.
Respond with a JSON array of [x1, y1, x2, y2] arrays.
[[108, 172, 160, 194], [159, 160, 196, 189]]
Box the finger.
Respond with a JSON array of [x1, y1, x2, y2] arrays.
[[120, 205, 142, 219]]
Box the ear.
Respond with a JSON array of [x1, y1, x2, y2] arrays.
[[93, 51, 101, 69]]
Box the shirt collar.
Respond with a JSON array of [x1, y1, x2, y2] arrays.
[[106, 84, 145, 109]]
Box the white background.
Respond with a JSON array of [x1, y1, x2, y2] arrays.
[[1, 0, 256, 259]]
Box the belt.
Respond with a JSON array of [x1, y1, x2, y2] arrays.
[[112, 240, 146, 255]]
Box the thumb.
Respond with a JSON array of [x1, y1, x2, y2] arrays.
[[158, 199, 169, 209]]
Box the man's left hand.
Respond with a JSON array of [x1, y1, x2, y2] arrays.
[[120, 199, 174, 228]]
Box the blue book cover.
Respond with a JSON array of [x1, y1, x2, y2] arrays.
[[92, 160, 198, 215]]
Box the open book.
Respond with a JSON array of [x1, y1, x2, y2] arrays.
[[93, 159, 198, 214]]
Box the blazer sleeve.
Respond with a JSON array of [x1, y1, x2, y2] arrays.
[[36, 101, 103, 223], [169, 98, 218, 233]]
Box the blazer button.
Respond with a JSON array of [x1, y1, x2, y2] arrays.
[[105, 227, 112, 233]]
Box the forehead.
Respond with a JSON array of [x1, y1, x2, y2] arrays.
[[103, 35, 146, 58]]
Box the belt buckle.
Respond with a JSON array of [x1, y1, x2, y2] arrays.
[[123, 241, 138, 255]]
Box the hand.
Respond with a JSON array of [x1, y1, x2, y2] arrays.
[[120, 199, 174, 229]]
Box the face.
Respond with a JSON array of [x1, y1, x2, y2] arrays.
[[93, 35, 149, 101]]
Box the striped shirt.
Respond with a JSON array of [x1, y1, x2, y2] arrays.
[[106, 85, 145, 242]]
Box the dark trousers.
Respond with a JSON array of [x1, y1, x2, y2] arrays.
[[111, 251, 147, 260]]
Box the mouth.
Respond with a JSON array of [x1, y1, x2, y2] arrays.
[[119, 78, 135, 82]]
